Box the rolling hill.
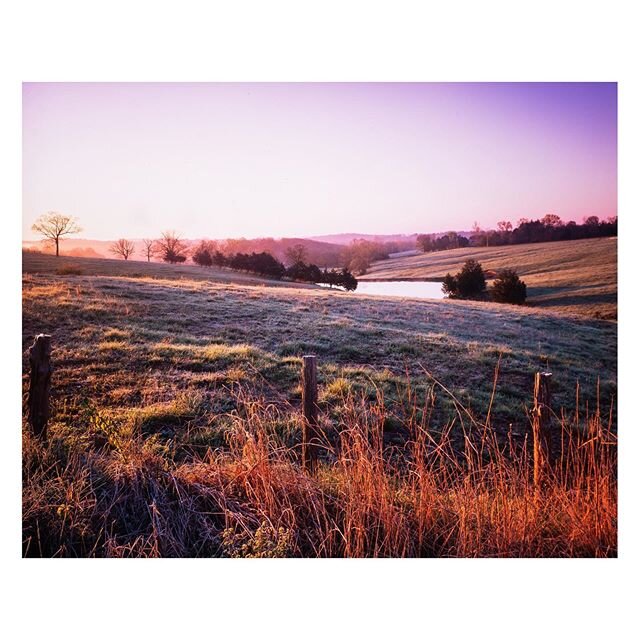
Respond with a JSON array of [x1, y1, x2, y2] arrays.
[[361, 237, 617, 319]]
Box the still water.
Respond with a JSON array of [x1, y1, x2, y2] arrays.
[[351, 280, 446, 300]]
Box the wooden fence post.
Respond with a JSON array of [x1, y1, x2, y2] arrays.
[[533, 371, 552, 488], [302, 355, 320, 472], [28, 334, 53, 439]]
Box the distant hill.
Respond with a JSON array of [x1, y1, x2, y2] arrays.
[[309, 232, 419, 246], [23, 238, 112, 257], [217, 237, 345, 267]]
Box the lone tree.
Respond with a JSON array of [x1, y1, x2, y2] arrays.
[[490, 269, 527, 304], [110, 238, 135, 260], [442, 259, 487, 299], [284, 243, 308, 266], [157, 231, 189, 264], [141, 239, 157, 262], [31, 212, 82, 256]]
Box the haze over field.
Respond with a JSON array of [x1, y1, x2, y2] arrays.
[[23, 83, 616, 241]]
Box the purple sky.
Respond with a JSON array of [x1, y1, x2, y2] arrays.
[[22, 83, 617, 241]]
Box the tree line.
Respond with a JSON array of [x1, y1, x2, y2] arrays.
[[190, 239, 358, 290], [113, 232, 358, 289], [417, 214, 617, 253], [28, 215, 360, 291]]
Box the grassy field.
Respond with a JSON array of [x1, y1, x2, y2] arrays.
[[22, 251, 617, 557], [22, 250, 315, 289], [361, 237, 617, 319]]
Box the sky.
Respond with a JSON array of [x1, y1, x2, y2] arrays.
[[22, 83, 617, 241]]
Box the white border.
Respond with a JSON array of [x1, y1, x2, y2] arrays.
[[2, 1, 637, 639]]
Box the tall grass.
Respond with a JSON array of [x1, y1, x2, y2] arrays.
[[22, 376, 616, 558]]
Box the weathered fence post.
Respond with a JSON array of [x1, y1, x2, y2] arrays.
[[28, 334, 52, 439], [532, 371, 552, 488], [302, 355, 320, 472]]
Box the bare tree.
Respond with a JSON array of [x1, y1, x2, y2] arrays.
[[285, 243, 308, 265], [497, 220, 513, 232], [110, 238, 135, 260], [156, 230, 189, 263], [141, 238, 157, 262], [31, 212, 82, 256]]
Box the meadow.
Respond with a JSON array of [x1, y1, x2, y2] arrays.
[[22, 251, 617, 557], [361, 237, 617, 319]]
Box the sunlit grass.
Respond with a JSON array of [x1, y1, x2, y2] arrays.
[[22, 254, 617, 557]]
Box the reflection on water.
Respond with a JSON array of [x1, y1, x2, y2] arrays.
[[352, 280, 446, 300]]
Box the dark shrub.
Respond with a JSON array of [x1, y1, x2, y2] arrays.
[[192, 243, 213, 267], [441, 273, 457, 296], [490, 269, 527, 304], [443, 260, 486, 298], [212, 250, 228, 267], [456, 260, 486, 297], [286, 261, 323, 283], [228, 251, 285, 279], [340, 268, 358, 291]]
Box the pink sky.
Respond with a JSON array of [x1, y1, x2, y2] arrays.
[[22, 83, 617, 241]]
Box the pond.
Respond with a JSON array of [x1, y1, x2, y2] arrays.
[[351, 280, 446, 300]]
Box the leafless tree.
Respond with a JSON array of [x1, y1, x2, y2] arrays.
[[141, 238, 157, 262], [110, 238, 135, 260], [31, 212, 82, 256], [497, 220, 513, 232], [156, 230, 189, 263], [285, 243, 308, 265]]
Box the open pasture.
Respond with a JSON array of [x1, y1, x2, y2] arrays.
[[22, 251, 617, 557], [361, 237, 617, 319]]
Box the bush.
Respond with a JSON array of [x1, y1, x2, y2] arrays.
[[228, 252, 286, 279], [319, 267, 358, 290], [192, 248, 213, 267], [490, 269, 527, 304], [286, 261, 322, 283], [441, 273, 457, 297], [192, 240, 215, 267], [442, 260, 486, 299]]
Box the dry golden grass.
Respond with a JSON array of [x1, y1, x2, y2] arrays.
[[22, 380, 616, 558]]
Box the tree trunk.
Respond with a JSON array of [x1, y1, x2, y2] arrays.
[[55, 237, 59, 256]]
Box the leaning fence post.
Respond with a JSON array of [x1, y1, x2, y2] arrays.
[[28, 334, 53, 439], [302, 355, 320, 472], [533, 371, 552, 488]]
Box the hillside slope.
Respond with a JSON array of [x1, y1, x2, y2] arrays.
[[22, 251, 315, 289], [361, 237, 617, 318], [22, 265, 617, 557], [23, 266, 616, 435]]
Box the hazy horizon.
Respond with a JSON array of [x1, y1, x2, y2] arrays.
[[23, 83, 617, 242]]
